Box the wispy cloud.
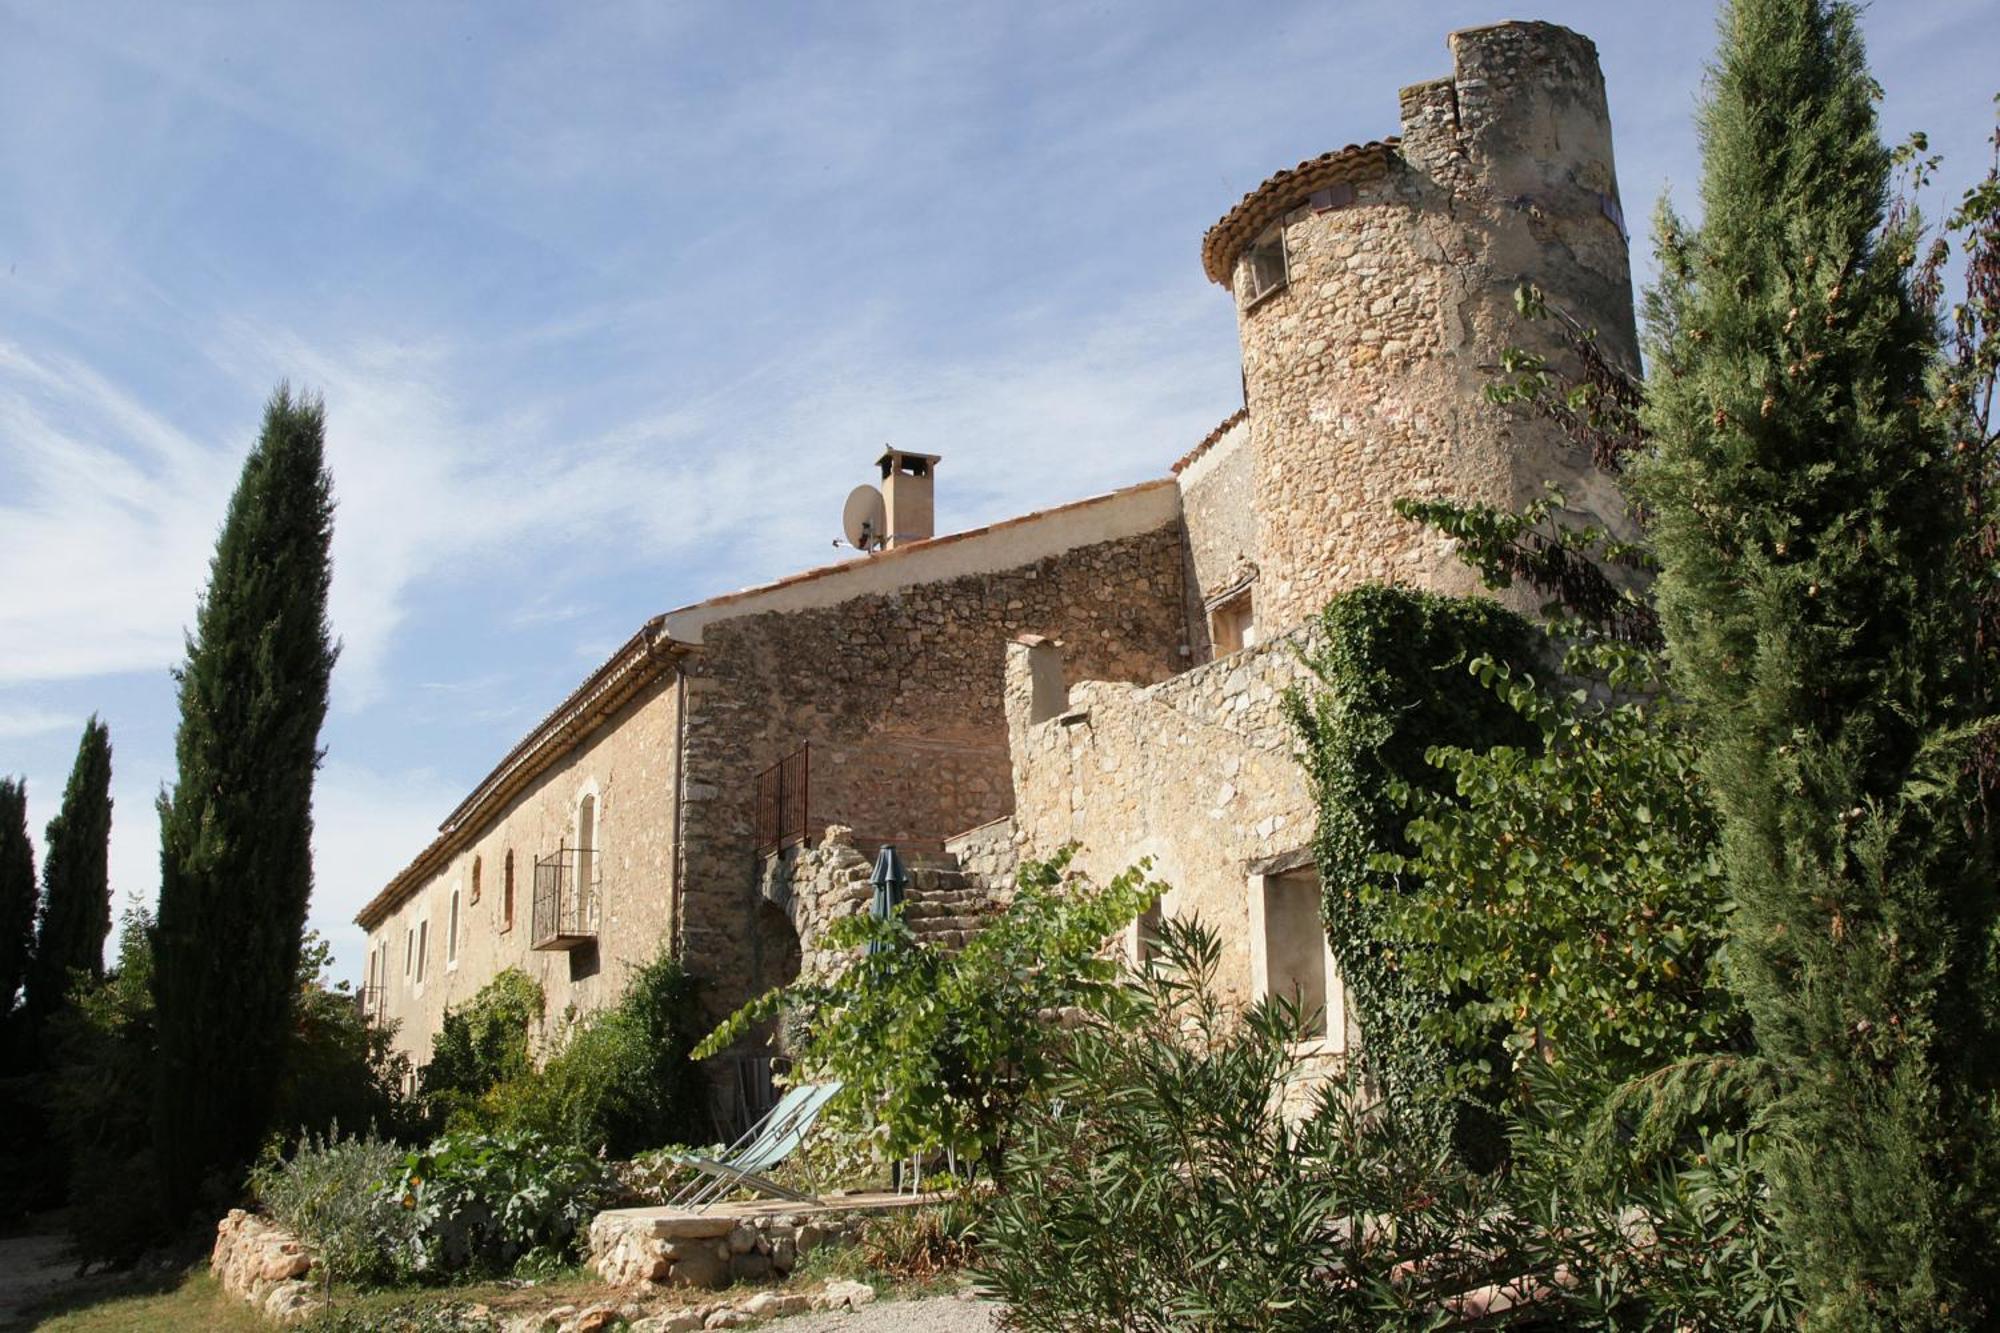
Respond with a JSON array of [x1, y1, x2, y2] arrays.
[[0, 708, 77, 742]]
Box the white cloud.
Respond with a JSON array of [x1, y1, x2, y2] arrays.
[[309, 759, 467, 986], [0, 708, 77, 741]]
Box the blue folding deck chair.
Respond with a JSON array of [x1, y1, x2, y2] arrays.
[[669, 1081, 844, 1211]]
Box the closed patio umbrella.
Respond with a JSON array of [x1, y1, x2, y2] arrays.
[[866, 844, 909, 955]]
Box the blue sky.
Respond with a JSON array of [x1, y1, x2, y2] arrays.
[[2, 1, 1994, 988]]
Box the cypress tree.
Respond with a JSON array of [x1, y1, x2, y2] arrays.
[[0, 778, 33, 1016], [26, 717, 113, 1021], [1636, 1, 2000, 1323], [154, 386, 336, 1221]]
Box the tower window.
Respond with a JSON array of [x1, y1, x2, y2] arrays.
[[1210, 587, 1256, 656], [1240, 226, 1288, 307]]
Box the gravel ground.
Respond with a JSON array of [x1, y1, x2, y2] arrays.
[[772, 1292, 1002, 1332]]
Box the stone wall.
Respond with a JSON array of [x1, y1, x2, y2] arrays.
[[590, 1202, 883, 1291], [678, 521, 1190, 1018], [366, 674, 682, 1066], [1220, 21, 1637, 640], [1003, 628, 1324, 1009], [1175, 415, 1258, 662], [943, 815, 1018, 891], [212, 1210, 318, 1325]]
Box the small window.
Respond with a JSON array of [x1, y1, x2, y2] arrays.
[[1132, 898, 1162, 966], [1210, 588, 1256, 656], [1240, 226, 1288, 307], [1252, 868, 1338, 1044], [404, 927, 413, 978], [416, 919, 429, 984], [447, 889, 461, 966], [470, 855, 482, 905], [501, 850, 515, 932]]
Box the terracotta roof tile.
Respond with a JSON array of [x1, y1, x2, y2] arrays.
[[1200, 138, 1401, 285], [1172, 407, 1248, 475]]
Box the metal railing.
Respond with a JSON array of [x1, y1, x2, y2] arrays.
[[355, 985, 382, 1023], [531, 844, 601, 950], [754, 744, 810, 855]]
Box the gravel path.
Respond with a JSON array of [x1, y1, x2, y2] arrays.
[[772, 1292, 1002, 1333]]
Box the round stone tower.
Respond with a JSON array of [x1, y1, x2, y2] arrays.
[[1200, 21, 1637, 635]]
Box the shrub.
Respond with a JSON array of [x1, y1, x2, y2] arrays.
[[482, 953, 706, 1156], [382, 1130, 612, 1278], [421, 970, 543, 1129], [697, 850, 1161, 1175], [978, 914, 1530, 1332], [250, 1128, 414, 1285], [1286, 585, 1541, 1168]]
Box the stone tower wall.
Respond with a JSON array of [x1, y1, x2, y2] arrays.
[[1215, 21, 1637, 637]]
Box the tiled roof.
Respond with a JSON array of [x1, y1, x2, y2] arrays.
[[1171, 407, 1248, 474], [1200, 138, 1401, 285], [353, 619, 684, 930], [352, 479, 1179, 931]]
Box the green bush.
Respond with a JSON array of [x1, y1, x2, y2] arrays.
[[481, 953, 705, 1157], [697, 849, 1161, 1174], [382, 1129, 612, 1278], [978, 914, 1529, 1332], [421, 969, 543, 1129], [250, 1128, 414, 1285], [1286, 584, 1541, 1167]]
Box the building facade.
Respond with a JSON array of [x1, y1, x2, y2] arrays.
[[357, 20, 1637, 1130]]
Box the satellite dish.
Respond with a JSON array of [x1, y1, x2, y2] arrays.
[[842, 484, 887, 552]]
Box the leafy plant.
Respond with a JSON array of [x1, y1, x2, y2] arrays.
[[421, 969, 543, 1129], [480, 952, 706, 1156], [697, 849, 1160, 1175], [979, 914, 1535, 1332], [381, 1130, 612, 1278], [1285, 584, 1542, 1167], [1374, 640, 1745, 1090], [250, 1128, 414, 1285]]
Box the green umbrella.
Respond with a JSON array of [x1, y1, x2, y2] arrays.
[[867, 844, 909, 955]]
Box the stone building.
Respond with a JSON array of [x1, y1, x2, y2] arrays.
[[357, 20, 1637, 1130]]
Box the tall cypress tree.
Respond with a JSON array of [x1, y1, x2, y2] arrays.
[[1636, 1, 2000, 1324], [154, 387, 336, 1221], [0, 779, 34, 1016], [26, 718, 113, 1021]]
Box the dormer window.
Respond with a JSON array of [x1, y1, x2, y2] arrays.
[[1240, 225, 1288, 307]]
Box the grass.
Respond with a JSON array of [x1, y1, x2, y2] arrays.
[[22, 1266, 622, 1332], [29, 1271, 271, 1332]]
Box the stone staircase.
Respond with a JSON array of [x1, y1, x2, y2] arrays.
[[898, 854, 1001, 950]]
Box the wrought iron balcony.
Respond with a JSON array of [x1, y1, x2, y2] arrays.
[[755, 743, 810, 856], [532, 845, 601, 950]]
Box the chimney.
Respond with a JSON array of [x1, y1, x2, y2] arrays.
[[877, 449, 940, 548]]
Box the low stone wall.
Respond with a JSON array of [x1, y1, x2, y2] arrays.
[[943, 815, 1019, 891], [211, 1209, 318, 1325], [589, 1204, 875, 1290]]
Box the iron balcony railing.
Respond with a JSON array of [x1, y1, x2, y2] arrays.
[[532, 844, 601, 950], [754, 743, 810, 856]]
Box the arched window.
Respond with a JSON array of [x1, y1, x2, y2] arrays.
[[447, 887, 461, 966], [576, 793, 597, 894], [470, 855, 482, 905], [501, 849, 515, 932]]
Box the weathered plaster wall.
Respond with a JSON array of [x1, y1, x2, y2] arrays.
[[1003, 628, 1323, 1009], [1226, 21, 1636, 638], [367, 674, 682, 1066], [678, 520, 1190, 1018], [1175, 415, 1258, 661]]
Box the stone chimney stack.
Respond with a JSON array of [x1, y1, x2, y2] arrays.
[[877, 449, 940, 548]]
